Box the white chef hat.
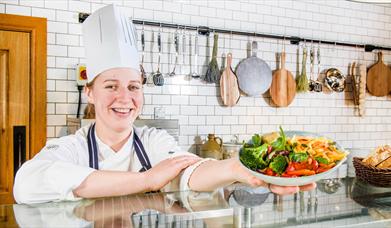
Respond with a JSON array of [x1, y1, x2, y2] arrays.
[[82, 4, 139, 82]]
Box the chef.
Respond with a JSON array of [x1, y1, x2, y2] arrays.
[[13, 4, 315, 204]]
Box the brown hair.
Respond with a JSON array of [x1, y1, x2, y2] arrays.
[[83, 80, 96, 119]]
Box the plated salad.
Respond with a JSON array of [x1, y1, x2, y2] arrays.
[[240, 127, 347, 177]]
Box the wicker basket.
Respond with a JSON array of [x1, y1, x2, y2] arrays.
[[353, 157, 391, 187]]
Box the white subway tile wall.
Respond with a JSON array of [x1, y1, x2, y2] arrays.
[[6, 4, 31, 15], [2, 0, 391, 154]]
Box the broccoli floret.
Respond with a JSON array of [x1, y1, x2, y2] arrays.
[[269, 155, 288, 175], [240, 144, 268, 170]]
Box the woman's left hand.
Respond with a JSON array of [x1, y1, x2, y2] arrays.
[[229, 158, 316, 195]]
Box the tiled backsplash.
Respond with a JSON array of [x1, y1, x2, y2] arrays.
[[2, 0, 391, 154]]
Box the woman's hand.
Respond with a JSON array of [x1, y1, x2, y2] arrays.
[[229, 158, 316, 195], [144, 155, 202, 191]]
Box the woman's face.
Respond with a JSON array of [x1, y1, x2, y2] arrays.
[[86, 68, 143, 132]]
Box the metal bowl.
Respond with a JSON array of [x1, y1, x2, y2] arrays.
[[325, 68, 345, 92]]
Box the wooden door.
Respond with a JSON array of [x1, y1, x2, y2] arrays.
[[0, 30, 30, 204], [0, 13, 46, 205]]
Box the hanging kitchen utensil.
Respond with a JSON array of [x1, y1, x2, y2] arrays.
[[220, 52, 240, 106], [220, 34, 226, 73], [236, 41, 272, 96], [351, 61, 359, 105], [153, 29, 164, 86], [314, 44, 323, 92], [165, 32, 172, 77], [309, 44, 315, 91], [187, 32, 193, 80], [358, 63, 366, 116], [140, 24, 146, 84], [147, 30, 155, 86], [367, 51, 391, 97], [169, 29, 179, 77], [204, 33, 220, 83], [191, 29, 200, 78], [325, 43, 345, 92], [296, 45, 309, 92], [270, 51, 296, 107], [181, 27, 186, 75], [308, 43, 322, 92], [325, 68, 345, 92]]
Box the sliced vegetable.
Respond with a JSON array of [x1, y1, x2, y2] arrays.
[[286, 169, 316, 176], [286, 162, 295, 172], [251, 134, 262, 147], [266, 168, 275, 176], [292, 161, 310, 170], [315, 157, 329, 164], [289, 152, 308, 162], [311, 159, 319, 171], [271, 126, 286, 151]]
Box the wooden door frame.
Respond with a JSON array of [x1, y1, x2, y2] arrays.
[[0, 13, 47, 158]]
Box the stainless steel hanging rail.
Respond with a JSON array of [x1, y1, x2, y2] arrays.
[[79, 13, 391, 52]]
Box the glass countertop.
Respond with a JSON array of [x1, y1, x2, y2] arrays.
[[1, 178, 391, 227]]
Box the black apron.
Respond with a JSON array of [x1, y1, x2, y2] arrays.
[[87, 123, 152, 172]]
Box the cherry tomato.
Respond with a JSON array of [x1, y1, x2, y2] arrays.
[[286, 162, 295, 172], [311, 159, 319, 171]]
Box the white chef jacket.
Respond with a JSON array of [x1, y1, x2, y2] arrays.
[[13, 124, 212, 204]]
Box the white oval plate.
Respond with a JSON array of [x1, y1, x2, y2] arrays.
[[238, 131, 348, 186]]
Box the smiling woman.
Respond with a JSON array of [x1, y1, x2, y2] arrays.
[[13, 4, 315, 205]]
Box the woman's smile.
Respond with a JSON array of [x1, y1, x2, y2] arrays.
[[111, 107, 134, 118]]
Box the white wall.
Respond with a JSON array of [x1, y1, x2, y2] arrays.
[[1, 0, 391, 154]]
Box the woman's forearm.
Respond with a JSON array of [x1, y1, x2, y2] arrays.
[[73, 170, 149, 198], [188, 158, 237, 191]]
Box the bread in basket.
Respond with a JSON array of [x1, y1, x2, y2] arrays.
[[353, 145, 391, 187]]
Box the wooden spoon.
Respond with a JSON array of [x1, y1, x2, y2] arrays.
[[270, 52, 296, 107], [220, 53, 240, 106], [367, 52, 391, 97]]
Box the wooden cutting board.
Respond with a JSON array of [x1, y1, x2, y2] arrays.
[[367, 52, 391, 97], [220, 53, 240, 106], [270, 52, 296, 107]]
